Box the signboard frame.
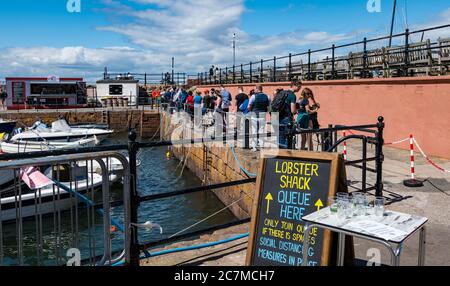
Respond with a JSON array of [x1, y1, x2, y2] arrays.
[[246, 150, 344, 266]]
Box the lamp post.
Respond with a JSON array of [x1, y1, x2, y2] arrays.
[[233, 33, 236, 67], [172, 57, 175, 85]]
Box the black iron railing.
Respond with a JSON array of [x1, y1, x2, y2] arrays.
[[192, 24, 450, 85], [103, 71, 187, 86]]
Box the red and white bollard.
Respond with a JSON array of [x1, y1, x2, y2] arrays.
[[343, 131, 347, 161], [403, 134, 424, 188], [410, 134, 415, 180]]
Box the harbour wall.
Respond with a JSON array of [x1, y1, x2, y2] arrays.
[[198, 76, 450, 159], [0, 109, 161, 138], [161, 112, 257, 219]]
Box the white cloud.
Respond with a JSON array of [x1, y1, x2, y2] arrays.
[[1, 0, 362, 82], [3, 0, 447, 82], [0, 46, 165, 82]]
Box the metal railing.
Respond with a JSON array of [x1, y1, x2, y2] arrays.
[[0, 151, 130, 266], [103, 71, 187, 86], [193, 24, 450, 85]]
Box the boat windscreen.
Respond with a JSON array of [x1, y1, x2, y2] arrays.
[[51, 119, 71, 132]]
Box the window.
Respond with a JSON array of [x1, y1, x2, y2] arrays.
[[109, 85, 123, 95], [12, 82, 25, 104], [30, 84, 77, 95]]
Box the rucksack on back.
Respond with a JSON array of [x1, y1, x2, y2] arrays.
[[270, 90, 290, 117]]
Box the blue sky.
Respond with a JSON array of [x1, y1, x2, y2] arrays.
[[0, 0, 449, 81]]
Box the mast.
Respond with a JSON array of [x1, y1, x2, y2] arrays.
[[389, 0, 397, 47]]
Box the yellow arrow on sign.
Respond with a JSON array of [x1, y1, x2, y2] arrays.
[[315, 199, 324, 211], [265, 193, 273, 214]]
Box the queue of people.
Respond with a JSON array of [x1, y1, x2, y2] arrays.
[[149, 81, 320, 151]]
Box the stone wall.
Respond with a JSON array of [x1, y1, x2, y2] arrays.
[[1, 109, 160, 138], [161, 112, 259, 219]]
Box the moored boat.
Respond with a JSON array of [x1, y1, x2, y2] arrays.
[[11, 119, 113, 142]]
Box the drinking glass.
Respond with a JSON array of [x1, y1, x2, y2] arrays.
[[336, 192, 349, 201], [328, 197, 338, 215], [351, 193, 363, 216], [337, 198, 351, 219], [374, 197, 385, 217]]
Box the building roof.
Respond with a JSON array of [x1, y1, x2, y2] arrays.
[[96, 79, 139, 84], [5, 77, 83, 81]]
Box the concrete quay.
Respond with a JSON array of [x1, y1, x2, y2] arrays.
[[150, 117, 450, 266]]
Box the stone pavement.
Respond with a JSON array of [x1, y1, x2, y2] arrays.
[[142, 143, 450, 266]]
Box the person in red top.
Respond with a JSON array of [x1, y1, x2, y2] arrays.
[[151, 87, 160, 108], [186, 91, 195, 117]]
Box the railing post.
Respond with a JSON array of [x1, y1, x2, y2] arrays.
[[404, 28, 410, 76], [128, 129, 140, 266], [363, 37, 368, 78], [273, 56, 277, 82], [233, 65, 236, 84], [375, 116, 385, 197], [260, 59, 263, 83], [219, 68, 222, 84], [225, 67, 228, 84], [249, 62, 253, 83], [241, 64, 244, 83], [288, 53, 292, 82], [307, 49, 312, 81], [331, 44, 336, 79], [144, 73, 147, 87]]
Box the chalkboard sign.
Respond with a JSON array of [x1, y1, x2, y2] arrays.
[[246, 150, 345, 266]]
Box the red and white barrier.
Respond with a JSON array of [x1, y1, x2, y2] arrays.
[[413, 137, 450, 174], [384, 137, 410, 146], [342, 130, 449, 175], [408, 134, 416, 180]]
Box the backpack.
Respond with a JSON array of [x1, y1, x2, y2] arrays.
[[239, 99, 249, 114], [221, 91, 231, 109], [271, 90, 290, 118], [180, 91, 188, 104]]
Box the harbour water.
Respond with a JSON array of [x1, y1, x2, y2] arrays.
[[0, 133, 236, 266]]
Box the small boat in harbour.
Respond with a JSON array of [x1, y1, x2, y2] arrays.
[[11, 119, 113, 142], [0, 137, 99, 154]]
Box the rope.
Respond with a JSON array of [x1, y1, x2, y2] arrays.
[[413, 138, 450, 173], [385, 137, 410, 145], [168, 196, 245, 239], [177, 146, 192, 179], [51, 179, 124, 232], [112, 232, 249, 266], [228, 144, 257, 177]]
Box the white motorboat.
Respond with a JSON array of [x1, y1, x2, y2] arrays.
[[0, 137, 99, 154], [11, 119, 113, 142], [0, 159, 123, 223]]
